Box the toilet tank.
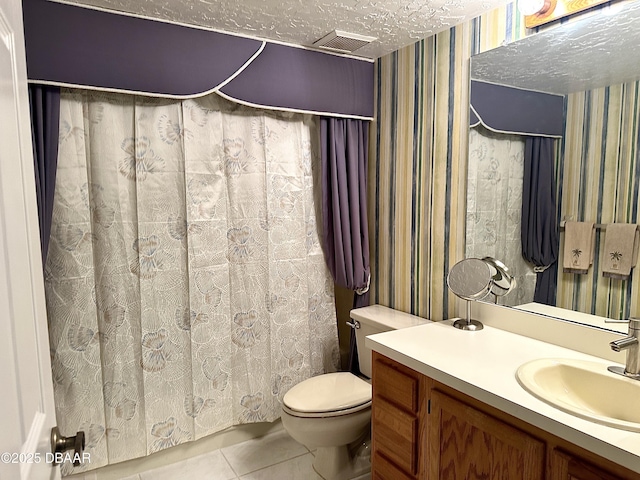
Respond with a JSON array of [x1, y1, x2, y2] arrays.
[[350, 305, 430, 378]]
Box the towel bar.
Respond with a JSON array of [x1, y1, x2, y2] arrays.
[[558, 221, 639, 231]]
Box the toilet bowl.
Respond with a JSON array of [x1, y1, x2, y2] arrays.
[[281, 372, 371, 480], [281, 305, 429, 480]]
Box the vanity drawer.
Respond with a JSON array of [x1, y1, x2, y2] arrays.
[[373, 452, 415, 480], [373, 355, 420, 413], [372, 396, 419, 476]]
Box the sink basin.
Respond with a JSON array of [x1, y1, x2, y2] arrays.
[[516, 358, 640, 432]]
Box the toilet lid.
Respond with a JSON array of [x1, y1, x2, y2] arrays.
[[283, 372, 372, 413]]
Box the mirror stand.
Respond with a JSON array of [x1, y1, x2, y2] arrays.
[[453, 299, 484, 331]]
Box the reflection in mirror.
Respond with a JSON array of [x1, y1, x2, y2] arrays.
[[471, 2, 640, 94], [466, 127, 534, 307], [483, 256, 517, 299], [468, 1, 640, 322]]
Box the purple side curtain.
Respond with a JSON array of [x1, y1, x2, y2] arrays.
[[29, 84, 60, 265], [320, 117, 371, 373], [521, 136, 559, 305]]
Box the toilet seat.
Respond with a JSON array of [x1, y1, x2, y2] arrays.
[[282, 400, 371, 418], [282, 372, 372, 418]]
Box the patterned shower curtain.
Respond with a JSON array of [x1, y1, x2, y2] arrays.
[[44, 90, 339, 474], [466, 126, 537, 306]]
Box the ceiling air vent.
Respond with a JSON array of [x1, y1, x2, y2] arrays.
[[312, 30, 376, 53]]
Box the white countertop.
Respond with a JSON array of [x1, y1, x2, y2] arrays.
[[366, 319, 640, 474]]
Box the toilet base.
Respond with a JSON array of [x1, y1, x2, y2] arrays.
[[312, 434, 371, 480]]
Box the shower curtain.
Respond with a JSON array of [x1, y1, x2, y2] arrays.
[[45, 90, 339, 474], [466, 126, 537, 306]]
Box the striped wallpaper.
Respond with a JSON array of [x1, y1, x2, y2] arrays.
[[557, 82, 640, 319], [370, 1, 640, 321], [370, 3, 524, 320]]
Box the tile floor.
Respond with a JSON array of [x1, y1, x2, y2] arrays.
[[78, 429, 371, 480]]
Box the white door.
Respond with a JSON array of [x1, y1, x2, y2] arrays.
[[0, 0, 60, 479]]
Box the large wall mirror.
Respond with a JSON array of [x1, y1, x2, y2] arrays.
[[467, 1, 640, 328]]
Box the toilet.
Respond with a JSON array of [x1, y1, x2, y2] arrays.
[[281, 305, 429, 480]]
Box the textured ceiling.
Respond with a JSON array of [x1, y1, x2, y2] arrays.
[[61, 0, 510, 58], [471, 1, 640, 94]]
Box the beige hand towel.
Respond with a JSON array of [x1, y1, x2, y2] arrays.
[[602, 223, 639, 280], [563, 221, 595, 274]]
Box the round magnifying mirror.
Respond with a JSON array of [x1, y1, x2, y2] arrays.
[[447, 258, 492, 331], [447, 258, 492, 301]]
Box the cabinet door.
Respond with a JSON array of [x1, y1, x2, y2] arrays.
[[429, 390, 545, 480], [549, 449, 630, 480]]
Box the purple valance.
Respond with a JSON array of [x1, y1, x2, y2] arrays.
[[22, 0, 262, 97], [219, 43, 374, 119], [470, 80, 564, 138], [22, 0, 374, 119]]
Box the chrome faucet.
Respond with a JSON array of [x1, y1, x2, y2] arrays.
[[606, 318, 640, 379]]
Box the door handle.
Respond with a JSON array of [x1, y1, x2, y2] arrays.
[[50, 426, 85, 466]]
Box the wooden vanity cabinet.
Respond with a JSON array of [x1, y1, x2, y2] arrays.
[[371, 352, 639, 480]]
